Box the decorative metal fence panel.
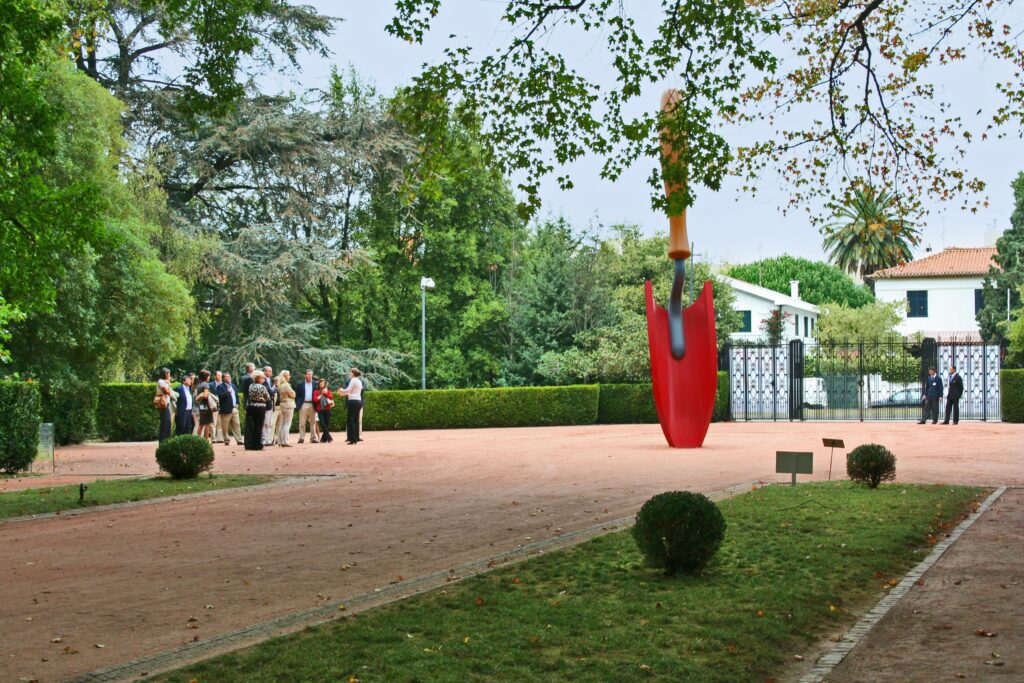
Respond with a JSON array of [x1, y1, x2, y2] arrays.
[[725, 338, 1003, 422]]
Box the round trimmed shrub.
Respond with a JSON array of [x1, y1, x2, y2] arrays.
[[155, 435, 214, 479], [632, 491, 726, 575], [846, 443, 896, 488]]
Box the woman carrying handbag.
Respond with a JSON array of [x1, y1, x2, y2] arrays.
[[313, 378, 335, 444]]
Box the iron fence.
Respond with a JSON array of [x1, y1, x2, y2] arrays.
[[722, 337, 1004, 422]]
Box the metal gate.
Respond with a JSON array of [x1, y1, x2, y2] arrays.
[[725, 338, 1003, 421]]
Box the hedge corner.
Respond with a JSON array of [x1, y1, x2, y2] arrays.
[[0, 380, 42, 473], [1001, 369, 1024, 423]]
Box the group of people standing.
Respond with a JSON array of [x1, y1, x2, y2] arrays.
[[155, 365, 365, 449]]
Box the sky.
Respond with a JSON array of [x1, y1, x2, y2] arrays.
[[263, 2, 1023, 265]]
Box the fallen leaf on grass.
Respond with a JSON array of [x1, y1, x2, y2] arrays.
[[463, 637, 470, 644], [348, 676, 360, 683], [529, 636, 540, 644], [887, 578, 899, 587], [793, 655, 804, 662], [756, 610, 764, 618], [338, 604, 346, 611], [639, 664, 652, 671], [829, 635, 842, 642], [475, 597, 485, 606], [511, 577, 521, 584]]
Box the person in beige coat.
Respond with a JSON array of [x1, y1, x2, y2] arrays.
[[275, 370, 296, 447]]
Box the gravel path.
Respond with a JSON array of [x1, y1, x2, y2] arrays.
[[1, 421, 1021, 682]]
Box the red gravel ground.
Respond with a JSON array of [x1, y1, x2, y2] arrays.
[[1, 421, 1021, 682]]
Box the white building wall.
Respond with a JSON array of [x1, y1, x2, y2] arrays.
[[729, 290, 818, 343], [874, 276, 983, 335]]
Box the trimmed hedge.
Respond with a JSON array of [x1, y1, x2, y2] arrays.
[[0, 381, 41, 472], [347, 385, 599, 430], [1002, 369, 1024, 423], [97, 383, 162, 442], [597, 372, 730, 424], [41, 380, 97, 445], [91, 379, 736, 441]]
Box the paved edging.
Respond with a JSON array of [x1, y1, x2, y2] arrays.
[[69, 480, 760, 683], [798, 485, 1008, 683], [0, 475, 346, 526]]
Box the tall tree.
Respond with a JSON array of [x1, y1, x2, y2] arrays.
[[977, 172, 1024, 343], [67, 0, 337, 122], [388, 1, 1021, 220], [0, 5, 108, 332], [822, 188, 920, 280]]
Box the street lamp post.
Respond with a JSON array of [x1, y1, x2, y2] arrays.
[[420, 276, 435, 390]]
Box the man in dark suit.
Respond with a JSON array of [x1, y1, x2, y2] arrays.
[[240, 363, 255, 407], [175, 375, 195, 436], [918, 366, 943, 425], [217, 372, 243, 445], [942, 364, 964, 425]]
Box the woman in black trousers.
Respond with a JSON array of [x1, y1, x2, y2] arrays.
[[244, 372, 270, 451], [336, 368, 364, 445]]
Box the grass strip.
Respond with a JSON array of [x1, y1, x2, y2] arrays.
[[0, 475, 272, 519], [161, 482, 982, 683]]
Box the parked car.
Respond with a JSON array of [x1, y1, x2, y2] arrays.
[[869, 388, 922, 408]]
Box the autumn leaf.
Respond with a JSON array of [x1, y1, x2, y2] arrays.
[[475, 597, 485, 606], [756, 610, 764, 618]]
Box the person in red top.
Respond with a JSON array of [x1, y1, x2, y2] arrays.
[[312, 378, 335, 443]]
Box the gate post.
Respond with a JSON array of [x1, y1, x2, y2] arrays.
[[789, 339, 804, 421]]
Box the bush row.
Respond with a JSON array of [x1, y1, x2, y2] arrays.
[[1001, 369, 1024, 423], [8, 378, 733, 450], [0, 381, 42, 472]]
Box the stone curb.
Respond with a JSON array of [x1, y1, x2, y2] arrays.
[[0, 475, 346, 527], [68, 480, 760, 683], [798, 485, 1008, 683]]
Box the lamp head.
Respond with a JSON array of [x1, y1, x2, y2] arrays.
[[420, 276, 436, 290]]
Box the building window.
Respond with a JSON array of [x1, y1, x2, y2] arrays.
[[739, 310, 752, 333], [794, 314, 799, 335], [907, 290, 928, 318], [810, 317, 815, 334], [804, 316, 809, 337], [975, 288, 984, 314]]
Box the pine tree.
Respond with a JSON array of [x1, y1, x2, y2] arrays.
[[977, 172, 1024, 344]]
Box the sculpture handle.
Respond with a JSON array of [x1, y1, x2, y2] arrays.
[[660, 89, 691, 261]]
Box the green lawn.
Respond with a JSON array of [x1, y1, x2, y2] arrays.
[[160, 482, 983, 683], [0, 475, 272, 519]]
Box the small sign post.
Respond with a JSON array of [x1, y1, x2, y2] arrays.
[[776, 451, 813, 487], [822, 438, 845, 481]]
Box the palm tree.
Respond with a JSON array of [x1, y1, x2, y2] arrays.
[[822, 188, 920, 281]]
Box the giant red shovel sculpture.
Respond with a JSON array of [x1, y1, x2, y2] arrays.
[[646, 90, 718, 448]]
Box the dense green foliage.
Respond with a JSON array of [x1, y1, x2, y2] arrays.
[[0, 381, 41, 472], [1000, 369, 1024, 423], [633, 491, 727, 575], [155, 435, 215, 479], [160, 484, 982, 683], [0, 475, 269, 519], [40, 380, 97, 446], [846, 444, 898, 489], [96, 383, 162, 442], [1007, 286, 1024, 368], [345, 386, 599, 430], [978, 172, 1024, 345], [727, 256, 873, 308]]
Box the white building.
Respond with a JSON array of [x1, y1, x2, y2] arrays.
[[720, 275, 820, 343], [869, 246, 997, 342]]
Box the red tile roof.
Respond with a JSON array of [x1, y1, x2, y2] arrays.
[[870, 247, 998, 279]]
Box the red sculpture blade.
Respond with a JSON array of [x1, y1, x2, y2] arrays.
[[645, 280, 719, 448]]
